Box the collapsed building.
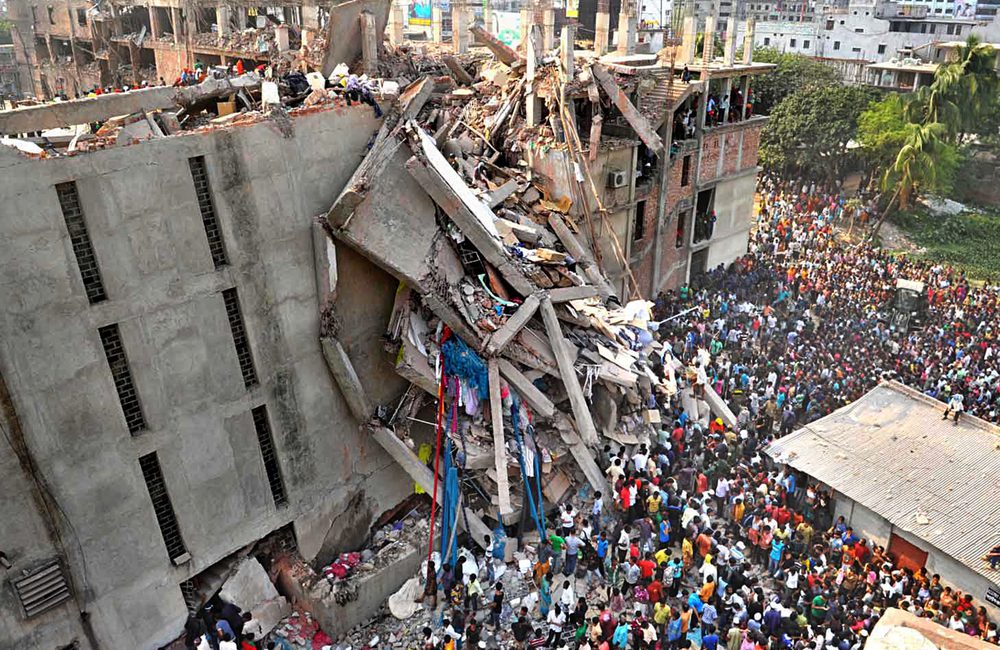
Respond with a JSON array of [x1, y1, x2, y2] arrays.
[[0, 9, 769, 650]]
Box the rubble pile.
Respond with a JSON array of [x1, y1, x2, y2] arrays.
[[191, 24, 302, 56], [321, 35, 692, 559]]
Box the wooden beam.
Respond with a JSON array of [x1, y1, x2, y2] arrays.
[[487, 359, 514, 516], [498, 358, 555, 418], [486, 293, 541, 356], [591, 63, 664, 154], [549, 285, 600, 303], [539, 296, 599, 446]]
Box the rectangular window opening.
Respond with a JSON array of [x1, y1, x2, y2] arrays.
[[56, 182, 107, 304], [681, 155, 692, 187], [99, 324, 146, 434], [632, 202, 647, 242], [252, 405, 288, 507], [223, 288, 258, 388], [139, 452, 188, 562], [188, 156, 228, 268]]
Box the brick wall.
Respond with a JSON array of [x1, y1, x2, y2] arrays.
[[154, 48, 188, 85], [28, 0, 93, 40], [740, 124, 762, 171], [699, 132, 722, 184], [722, 131, 740, 177]]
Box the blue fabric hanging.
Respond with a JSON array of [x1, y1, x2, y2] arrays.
[[440, 438, 460, 566], [510, 393, 546, 540], [441, 336, 489, 400]]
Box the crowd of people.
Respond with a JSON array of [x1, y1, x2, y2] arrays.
[[400, 175, 999, 650]]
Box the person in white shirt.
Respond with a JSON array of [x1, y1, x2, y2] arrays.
[[943, 393, 964, 422], [218, 634, 238, 650], [560, 579, 576, 611], [546, 604, 567, 646]]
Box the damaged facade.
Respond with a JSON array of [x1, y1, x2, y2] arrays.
[[0, 7, 768, 650]]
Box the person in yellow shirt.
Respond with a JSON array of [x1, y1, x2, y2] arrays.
[[653, 601, 671, 626], [647, 492, 662, 516], [682, 537, 694, 571], [654, 547, 671, 566]]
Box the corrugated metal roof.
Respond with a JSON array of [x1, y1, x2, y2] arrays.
[[766, 381, 1000, 584]]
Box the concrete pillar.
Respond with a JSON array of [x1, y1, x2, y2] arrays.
[[360, 10, 378, 73], [617, 9, 635, 54], [543, 8, 555, 51], [389, 0, 404, 46], [742, 17, 755, 64], [302, 5, 321, 30], [234, 9, 247, 30], [723, 16, 736, 65], [483, 0, 493, 35], [526, 25, 542, 126], [171, 7, 181, 44], [740, 74, 750, 120], [432, 6, 443, 43], [679, 15, 694, 64], [702, 15, 715, 66], [275, 23, 290, 51], [452, 3, 467, 53], [560, 24, 575, 81], [721, 76, 732, 122], [216, 6, 231, 43], [520, 8, 532, 47], [149, 3, 160, 38], [594, 9, 610, 56]]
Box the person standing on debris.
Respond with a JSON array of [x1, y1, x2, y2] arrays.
[[943, 390, 965, 423], [489, 583, 505, 629], [592, 492, 604, 533]]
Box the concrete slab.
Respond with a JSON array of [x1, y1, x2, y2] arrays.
[[321, 0, 392, 76], [219, 557, 279, 610]]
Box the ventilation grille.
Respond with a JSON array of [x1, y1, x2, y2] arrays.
[[139, 452, 188, 562], [223, 288, 258, 388], [188, 156, 228, 268], [98, 324, 146, 434], [12, 561, 71, 618], [56, 182, 107, 304], [252, 405, 287, 507]]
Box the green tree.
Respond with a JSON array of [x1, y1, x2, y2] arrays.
[[750, 47, 841, 114], [870, 121, 960, 238], [760, 84, 880, 181], [906, 36, 998, 141], [857, 94, 909, 173]]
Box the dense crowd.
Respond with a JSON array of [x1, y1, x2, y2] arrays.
[[393, 177, 1000, 650], [657, 175, 1000, 427], [184, 177, 1000, 650]]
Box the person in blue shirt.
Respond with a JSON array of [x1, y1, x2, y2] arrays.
[[596, 533, 610, 578], [769, 538, 785, 575], [702, 625, 720, 650], [667, 611, 683, 646], [659, 519, 671, 546], [612, 615, 630, 648], [841, 527, 859, 547], [687, 589, 705, 615]]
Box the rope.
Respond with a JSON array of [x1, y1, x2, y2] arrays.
[[525, 419, 548, 534]]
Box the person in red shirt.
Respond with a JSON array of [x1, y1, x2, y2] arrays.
[[638, 554, 657, 581], [647, 577, 663, 604]]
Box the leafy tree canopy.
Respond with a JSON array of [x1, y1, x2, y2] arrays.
[[750, 47, 841, 114]]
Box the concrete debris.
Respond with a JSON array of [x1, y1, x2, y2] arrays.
[[219, 557, 280, 612], [321, 45, 700, 537]]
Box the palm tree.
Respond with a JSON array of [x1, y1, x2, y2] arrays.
[[869, 122, 950, 239], [906, 36, 997, 141]]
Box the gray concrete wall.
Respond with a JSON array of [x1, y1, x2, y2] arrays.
[[706, 170, 756, 270], [0, 105, 411, 650]]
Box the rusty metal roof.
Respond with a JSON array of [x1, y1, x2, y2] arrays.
[[767, 381, 1000, 584]]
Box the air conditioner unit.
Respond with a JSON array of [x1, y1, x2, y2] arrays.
[[607, 169, 628, 188]]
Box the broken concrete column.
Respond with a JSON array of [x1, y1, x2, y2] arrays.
[[452, 3, 468, 53], [539, 297, 600, 447], [216, 6, 230, 45], [302, 5, 321, 30], [320, 337, 371, 423], [171, 7, 181, 44], [594, 7, 610, 56], [723, 16, 736, 66], [360, 11, 379, 74], [388, 0, 405, 46], [616, 9, 635, 54], [682, 16, 696, 64], [275, 23, 290, 51], [487, 359, 514, 516], [702, 15, 715, 66], [742, 17, 755, 64], [520, 8, 532, 48], [542, 7, 556, 51], [560, 24, 575, 81], [432, 6, 443, 43], [525, 25, 543, 127]]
